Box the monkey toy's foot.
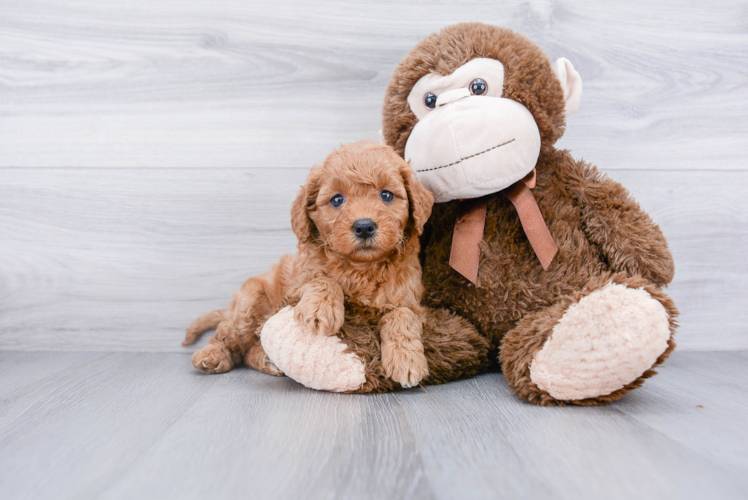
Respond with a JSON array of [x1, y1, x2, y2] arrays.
[[260, 304, 490, 394], [501, 280, 677, 405], [261, 306, 368, 393]]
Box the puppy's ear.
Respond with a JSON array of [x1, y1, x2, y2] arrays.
[[291, 165, 322, 244], [401, 161, 434, 235]]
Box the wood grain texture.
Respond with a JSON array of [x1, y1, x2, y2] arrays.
[[0, 350, 746, 499], [0, 1, 745, 352], [0, 167, 745, 351], [1, 0, 747, 169]]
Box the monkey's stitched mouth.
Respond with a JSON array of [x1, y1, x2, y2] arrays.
[[415, 138, 516, 173]]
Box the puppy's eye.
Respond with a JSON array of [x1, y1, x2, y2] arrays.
[[423, 93, 437, 109], [380, 190, 394, 203], [330, 194, 345, 208], [469, 78, 487, 96]]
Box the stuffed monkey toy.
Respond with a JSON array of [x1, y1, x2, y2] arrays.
[[261, 23, 678, 405]]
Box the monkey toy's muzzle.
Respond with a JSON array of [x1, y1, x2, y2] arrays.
[[405, 92, 556, 283], [405, 94, 541, 204]]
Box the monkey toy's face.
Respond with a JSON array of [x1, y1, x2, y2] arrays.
[[400, 53, 581, 204], [405, 58, 541, 203]]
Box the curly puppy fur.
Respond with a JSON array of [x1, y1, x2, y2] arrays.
[[379, 23, 678, 405], [184, 141, 439, 387]]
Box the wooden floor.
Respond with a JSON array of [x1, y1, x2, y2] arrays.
[[1, 350, 746, 499]]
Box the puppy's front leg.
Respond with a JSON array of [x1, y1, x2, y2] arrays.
[[294, 277, 345, 335], [380, 307, 429, 388]]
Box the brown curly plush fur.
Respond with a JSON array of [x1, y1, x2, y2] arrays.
[[498, 273, 677, 406], [378, 23, 678, 405]]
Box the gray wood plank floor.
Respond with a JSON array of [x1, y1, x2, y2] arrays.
[[1, 350, 746, 500]]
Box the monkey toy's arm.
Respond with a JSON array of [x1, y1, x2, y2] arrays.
[[569, 158, 675, 287]]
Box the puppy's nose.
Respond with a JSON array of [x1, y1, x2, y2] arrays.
[[353, 219, 377, 240]]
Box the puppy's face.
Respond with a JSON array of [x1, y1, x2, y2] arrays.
[[291, 142, 433, 263]]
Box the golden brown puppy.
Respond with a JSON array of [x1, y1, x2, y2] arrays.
[[183, 141, 434, 387]]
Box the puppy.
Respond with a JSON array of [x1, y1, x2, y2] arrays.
[[183, 141, 434, 387]]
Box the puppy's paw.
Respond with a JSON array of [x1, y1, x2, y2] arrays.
[[382, 340, 429, 388], [192, 343, 234, 374], [244, 343, 284, 377], [260, 358, 284, 377], [294, 289, 345, 335]]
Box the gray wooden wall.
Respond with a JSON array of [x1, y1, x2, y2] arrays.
[[1, 0, 746, 351]]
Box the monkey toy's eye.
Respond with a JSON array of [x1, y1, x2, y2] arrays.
[[330, 194, 345, 208], [380, 190, 394, 203], [469, 78, 487, 96], [423, 93, 437, 109]]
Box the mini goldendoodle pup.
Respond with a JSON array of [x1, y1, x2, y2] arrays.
[[183, 141, 434, 387]]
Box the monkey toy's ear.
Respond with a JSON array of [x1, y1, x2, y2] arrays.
[[553, 57, 583, 115]]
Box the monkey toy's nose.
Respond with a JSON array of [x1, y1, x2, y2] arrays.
[[353, 219, 377, 240], [437, 87, 470, 107]]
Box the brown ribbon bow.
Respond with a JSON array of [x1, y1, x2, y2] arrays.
[[448, 169, 558, 285]]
